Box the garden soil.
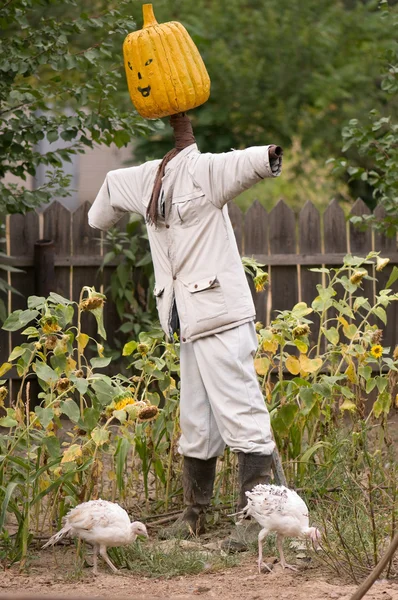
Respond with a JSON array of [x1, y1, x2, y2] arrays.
[[0, 546, 397, 600]]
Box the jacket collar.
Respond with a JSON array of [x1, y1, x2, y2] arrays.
[[164, 143, 199, 173]]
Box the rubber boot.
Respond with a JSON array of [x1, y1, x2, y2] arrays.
[[221, 452, 272, 552], [159, 456, 217, 540], [237, 452, 272, 510]]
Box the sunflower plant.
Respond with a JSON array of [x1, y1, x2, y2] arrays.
[[0, 287, 179, 566], [253, 252, 398, 483]]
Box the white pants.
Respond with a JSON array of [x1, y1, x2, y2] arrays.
[[178, 321, 275, 460]]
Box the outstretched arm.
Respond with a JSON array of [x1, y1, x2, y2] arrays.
[[191, 144, 283, 209], [88, 164, 148, 230]]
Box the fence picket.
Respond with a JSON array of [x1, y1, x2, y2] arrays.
[[299, 201, 322, 346], [43, 202, 72, 299], [349, 199, 374, 330], [72, 202, 102, 361], [373, 205, 397, 350], [269, 200, 298, 319], [323, 199, 348, 331], [244, 200, 269, 325]]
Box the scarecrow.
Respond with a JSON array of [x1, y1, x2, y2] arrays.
[[88, 4, 283, 540]]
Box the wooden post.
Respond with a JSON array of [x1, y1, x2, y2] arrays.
[[34, 239, 55, 297], [349, 532, 398, 600]]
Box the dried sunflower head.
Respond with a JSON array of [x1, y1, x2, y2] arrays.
[[371, 329, 383, 345], [0, 386, 8, 403], [253, 273, 269, 293], [292, 324, 310, 338], [44, 335, 58, 350], [56, 377, 71, 392], [40, 316, 61, 334], [350, 270, 367, 285], [137, 343, 150, 356], [393, 346, 398, 361], [376, 256, 390, 271], [138, 405, 159, 421], [80, 296, 105, 311]]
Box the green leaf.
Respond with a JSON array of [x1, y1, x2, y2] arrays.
[[44, 436, 61, 458], [291, 302, 313, 317], [366, 378, 377, 393], [91, 427, 110, 446], [90, 356, 112, 369], [341, 386, 354, 399], [343, 324, 357, 340], [0, 363, 12, 377], [386, 266, 398, 289], [340, 399, 357, 412], [301, 441, 330, 464], [123, 341, 137, 356], [27, 296, 46, 309], [77, 333, 89, 353], [91, 378, 115, 406], [50, 353, 67, 373], [299, 388, 317, 415], [322, 327, 339, 345], [60, 399, 80, 423], [353, 296, 370, 312], [34, 406, 54, 429], [91, 306, 107, 340], [8, 346, 25, 361], [49, 292, 75, 305], [373, 306, 387, 325], [0, 408, 18, 428], [35, 362, 58, 385], [80, 407, 100, 432], [3, 309, 39, 331], [373, 391, 391, 418], [0, 482, 20, 531], [313, 383, 332, 398], [272, 404, 299, 437], [74, 377, 88, 395], [113, 409, 127, 423], [375, 376, 388, 393], [21, 326, 39, 337], [358, 365, 372, 381], [115, 437, 130, 491]]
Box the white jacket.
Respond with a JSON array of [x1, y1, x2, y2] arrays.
[[88, 144, 281, 343]]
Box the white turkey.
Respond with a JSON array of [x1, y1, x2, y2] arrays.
[[42, 499, 148, 575], [238, 484, 321, 573]]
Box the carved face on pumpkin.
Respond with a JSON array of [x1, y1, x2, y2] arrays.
[[123, 4, 210, 119], [126, 56, 153, 99]]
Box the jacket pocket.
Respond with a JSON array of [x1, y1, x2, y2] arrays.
[[172, 193, 201, 229], [187, 276, 228, 323]]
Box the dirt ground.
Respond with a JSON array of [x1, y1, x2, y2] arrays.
[[0, 544, 397, 600]]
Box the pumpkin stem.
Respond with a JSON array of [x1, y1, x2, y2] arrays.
[[142, 4, 158, 28]]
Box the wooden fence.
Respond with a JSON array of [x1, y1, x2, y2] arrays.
[[1, 197, 397, 393]]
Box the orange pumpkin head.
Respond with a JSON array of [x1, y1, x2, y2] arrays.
[[123, 4, 210, 119]]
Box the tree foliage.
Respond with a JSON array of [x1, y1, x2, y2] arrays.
[[0, 0, 153, 215], [133, 0, 396, 161], [330, 3, 398, 236]]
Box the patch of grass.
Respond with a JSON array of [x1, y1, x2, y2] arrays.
[[109, 541, 239, 578]]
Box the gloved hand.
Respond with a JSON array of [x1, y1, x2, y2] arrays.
[[268, 145, 283, 176]]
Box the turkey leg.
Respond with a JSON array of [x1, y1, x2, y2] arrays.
[[100, 544, 118, 573]]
